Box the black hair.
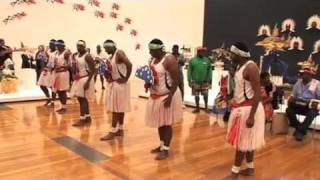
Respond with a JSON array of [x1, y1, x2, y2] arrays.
[[56, 39, 65, 44], [173, 44, 179, 49], [104, 39, 114, 44], [233, 42, 249, 52], [260, 72, 270, 80], [149, 38, 163, 45]]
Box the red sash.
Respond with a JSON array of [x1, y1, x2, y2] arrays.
[[72, 74, 88, 81], [150, 93, 169, 100], [230, 99, 253, 108], [55, 67, 68, 73]]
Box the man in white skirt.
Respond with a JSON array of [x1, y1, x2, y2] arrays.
[[100, 40, 132, 140], [37, 39, 57, 107], [145, 39, 183, 160], [70, 40, 95, 127], [226, 42, 265, 178]]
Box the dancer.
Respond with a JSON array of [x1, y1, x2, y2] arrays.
[[71, 40, 95, 127], [94, 45, 106, 91], [53, 40, 71, 114], [226, 42, 265, 177], [100, 40, 132, 140], [145, 39, 183, 160], [37, 39, 57, 106]]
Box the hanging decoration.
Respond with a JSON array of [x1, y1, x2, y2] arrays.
[[94, 10, 105, 18], [73, 3, 85, 11], [130, 29, 138, 36], [135, 43, 141, 50], [10, 0, 36, 7], [116, 24, 124, 31], [124, 17, 132, 24], [112, 3, 120, 11], [88, 0, 100, 7], [3, 1, 141, 50], [110, 12, 118, 19], [3, 12, 27, 25], [47, 0, 64, 4]]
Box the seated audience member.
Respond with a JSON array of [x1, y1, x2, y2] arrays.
[[260, 72, 275, 122], [286, 64, 320, 141]]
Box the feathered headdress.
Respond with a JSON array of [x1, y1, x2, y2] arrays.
[[281, 18, 296, 32], [298, 57, 318, 74], [257, 24, 271, 37], [306, 14, 320, 30], [313, 40, 320, 54], [289, 37, 304, 51]]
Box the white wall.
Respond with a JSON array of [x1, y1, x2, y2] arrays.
[[0, 0, 205, 67], [0, 0, 204, 100]]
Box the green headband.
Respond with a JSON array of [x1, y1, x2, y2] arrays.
[[149, 43, 164, 50]]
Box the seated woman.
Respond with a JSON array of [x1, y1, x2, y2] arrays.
[[260, 72, 276, 122]]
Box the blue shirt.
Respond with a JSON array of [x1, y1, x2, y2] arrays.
[[292, 79, 320, 100]]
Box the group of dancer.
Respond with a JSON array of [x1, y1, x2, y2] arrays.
[[32, 38, 264, 176]]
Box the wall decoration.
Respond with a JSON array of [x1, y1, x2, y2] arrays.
[[2, 12, 27, 25], [288, 36, 304, 51], [256, 24, 291, 54], [313, 40, 320, 53], [130, 29, 138, 37], [124, 18, 132, 25], [73, 3, 85, 11], [281, 18, 296, 39], [88, 0, 100, 7], [110, 12, 118, 19], [306, 14, 320, 30], [47, 0, 64, 4], [257, 24, 271, 37], [94, 10, 105, 18], [1, 1, 141, 51], [135, 43, 141, 50], [281, 18, 296, 32], [10, 0, 36, 7], [112, 3, 120, 11], [116, 24, 124, 31]]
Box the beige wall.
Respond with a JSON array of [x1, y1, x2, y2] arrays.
[[0, 0, 204, 67]]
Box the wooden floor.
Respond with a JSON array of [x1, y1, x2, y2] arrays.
[[1, 80, 320, 180]]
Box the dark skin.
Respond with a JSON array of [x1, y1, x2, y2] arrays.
[[149, 48, 180, 108], [288, 72, 318, 109], [293, 42, 299, 50], [104, 46, 132, 83], [55, 44, 71, 112], [96, 45, 101, 55], [230, 52, 261, 175], [75, 45, 95, 120], [261, 76, 273, 104], [76, 45, 95, 90], [0, 39, 13, 64], [56, 45, 71, 68], [103, 45, 132, 135], [231, 55, 261, 128], [311, 21, 317, 29]]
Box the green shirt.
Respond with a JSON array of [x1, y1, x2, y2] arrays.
[[188, 56, 212, 83]]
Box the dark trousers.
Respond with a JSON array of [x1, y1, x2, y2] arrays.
[[179, 78, 184, 100], [286, 102, 318, 135]]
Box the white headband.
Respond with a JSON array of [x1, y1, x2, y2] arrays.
[[230, 45, 250, 58], [103, 42, 116, 48]]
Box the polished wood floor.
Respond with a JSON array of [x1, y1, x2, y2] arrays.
[[1, 80, 320, 180]]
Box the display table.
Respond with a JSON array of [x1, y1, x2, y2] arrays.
[[0, 54, 47, 103]]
